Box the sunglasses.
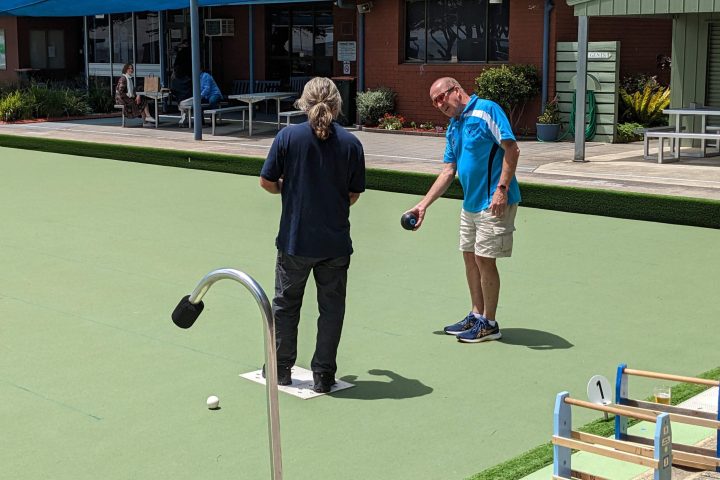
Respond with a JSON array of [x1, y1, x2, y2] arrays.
[[432, 86, 456, 106]]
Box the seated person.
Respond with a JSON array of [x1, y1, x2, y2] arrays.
[[115, 63, 155, 124], [178, 70, 223, 127], [171, 69, 193, 125]]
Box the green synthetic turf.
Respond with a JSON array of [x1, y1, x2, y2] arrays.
[[1, 134, 718, 229], [1, 147, 719, 480]]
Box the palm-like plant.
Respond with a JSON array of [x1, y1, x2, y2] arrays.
[[619, 84, 670, 126]]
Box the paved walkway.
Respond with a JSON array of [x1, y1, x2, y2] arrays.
[[2, 114, 720, 200]]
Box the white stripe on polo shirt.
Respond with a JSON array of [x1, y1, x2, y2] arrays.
[[465, 108, 502, 145]]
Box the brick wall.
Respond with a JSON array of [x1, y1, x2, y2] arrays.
[[364, 0, 672, 133], [552, 2, 672, 92], [365, 0, 546, 131], [0, 17, 19, 84]]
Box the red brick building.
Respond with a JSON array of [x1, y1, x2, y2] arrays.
[[0, 1, 671, 131]]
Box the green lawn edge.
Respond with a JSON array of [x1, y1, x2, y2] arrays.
[[467, 367, 720, 480], [1, 134, 719, 229]]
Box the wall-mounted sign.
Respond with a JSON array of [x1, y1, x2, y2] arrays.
[[337, 41, 356, 62], [343, 61, 351, 75], [588, 52, 612, 59]]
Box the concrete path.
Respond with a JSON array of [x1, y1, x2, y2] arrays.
[[2, 115, 720, 200]]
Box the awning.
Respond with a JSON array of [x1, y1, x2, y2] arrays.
[[0, 0, 312, 16]]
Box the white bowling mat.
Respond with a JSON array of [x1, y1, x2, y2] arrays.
[[240, 366, 354, 399]]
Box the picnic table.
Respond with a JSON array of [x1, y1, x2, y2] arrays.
[[658, 107, 720, 161], [228, 92, 296, 136]]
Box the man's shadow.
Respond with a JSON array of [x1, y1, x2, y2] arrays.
[[334, 369, 433, 400], [432, 327, 573, 350], [497, 328, 573, 350]]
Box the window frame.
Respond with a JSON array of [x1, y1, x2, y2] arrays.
[[402, 0, 509, 65]]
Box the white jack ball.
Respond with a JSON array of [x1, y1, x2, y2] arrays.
[[206, 395, 220, 409]]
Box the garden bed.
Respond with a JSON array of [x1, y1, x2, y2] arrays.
[[361, 126, 445, 137], [0, 112, 121, 125]]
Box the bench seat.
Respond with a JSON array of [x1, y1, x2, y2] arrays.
[[114, 104, 127, 127], [204, 105, 249, 135], [645, 131, 720, 163], [634, 126, 683, 159], [277, 110, 305, 129]]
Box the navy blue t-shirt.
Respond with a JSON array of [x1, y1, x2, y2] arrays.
[[260, 121, 366, 258]]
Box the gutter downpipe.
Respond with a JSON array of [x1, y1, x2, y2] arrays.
[[83, 16, 90, 91], [190, 0, 203, 140], [159, 11, 168, 89], [357, 9, 365, 126], [541, 0, 553, 110], [249, 5, 255, 93]]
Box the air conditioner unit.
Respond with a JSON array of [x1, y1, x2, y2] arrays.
[[205, 18, 235, 37]]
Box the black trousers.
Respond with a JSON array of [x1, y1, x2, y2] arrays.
[[272, 251, 350, 375]]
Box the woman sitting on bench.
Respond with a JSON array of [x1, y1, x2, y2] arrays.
[[115, 64, 155, 124]]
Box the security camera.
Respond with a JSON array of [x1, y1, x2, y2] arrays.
[[357, 2, 373, 13]]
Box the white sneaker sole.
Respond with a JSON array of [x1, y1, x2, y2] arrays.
[[457, 332, 502, 343]]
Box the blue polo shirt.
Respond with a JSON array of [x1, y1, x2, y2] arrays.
[[261, 121, 366, 258], [444, 95, 521, 212]]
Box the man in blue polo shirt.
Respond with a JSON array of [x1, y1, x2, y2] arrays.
[[260, 77, 365, 392], [404, 76, 521, 344]]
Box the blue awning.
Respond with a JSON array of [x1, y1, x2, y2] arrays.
[[0, 0, 312, 16]]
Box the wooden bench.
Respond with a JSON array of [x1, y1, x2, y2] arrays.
[[645, 131, 720, 163], [277, 110, 305, 129], [553, 392, 672, 480], [614, 364, 720, 472], [205, 105, 248, 135]]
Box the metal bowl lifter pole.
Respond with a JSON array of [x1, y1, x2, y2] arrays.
[[171, 268, 282, 480]]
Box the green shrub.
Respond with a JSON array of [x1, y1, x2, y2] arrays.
[[24, 85, 67, 118], [616, 122, 644, 143], [88, 85, 115, 114], [62, 89, 92, 117], [474, 64, 540, 129], [620, 84, 670, 126], [0, 91, 32, 122], [356, 87, 396, 126]]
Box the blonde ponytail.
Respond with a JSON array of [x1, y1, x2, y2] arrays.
[[295, 77, 342, 140]]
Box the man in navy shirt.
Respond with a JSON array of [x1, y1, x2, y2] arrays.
[[404, 77, 521, 344], [260, 77, 365, 393]]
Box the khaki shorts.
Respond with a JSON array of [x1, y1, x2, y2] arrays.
[[459, 205, 518, 258]]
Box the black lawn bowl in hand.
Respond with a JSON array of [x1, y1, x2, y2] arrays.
[[401, 212, 418, 230]]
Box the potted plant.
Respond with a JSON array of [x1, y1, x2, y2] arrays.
[[536, 96, 562, 142]]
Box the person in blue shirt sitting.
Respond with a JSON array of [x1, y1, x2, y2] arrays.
[[178, 70, 223, 127], [259, 77, 366, 393], [404, 76, 521, 344]]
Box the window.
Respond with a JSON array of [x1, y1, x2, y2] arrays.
[[112, 13, 133, 65], [136, 13, 160, 64], [88, 15, 110, 63], [0, 29, 5, 70], [405, 0, 509, 63], [29, 30, 65, 69], [266, 4, 334, 81]]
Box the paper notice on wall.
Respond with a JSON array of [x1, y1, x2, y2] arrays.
[[48, 46, 56, 58]]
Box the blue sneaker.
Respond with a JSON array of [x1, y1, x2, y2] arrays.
[[456, 319, 502, 343], [443, 313, 483, 335]]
